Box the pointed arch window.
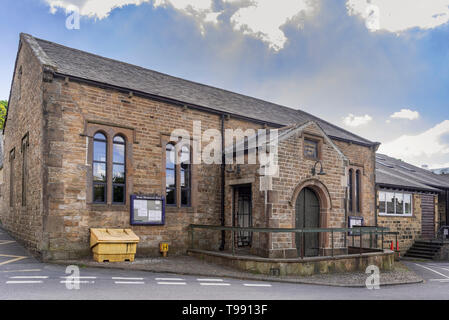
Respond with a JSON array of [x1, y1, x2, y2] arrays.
[[93, 132, 107, 203], [180, 144, 191, 207], [348, 169, 353, 212], [166, 143, 176, 206], [112, 135, 126, 203], [355, 170, 361, 213]]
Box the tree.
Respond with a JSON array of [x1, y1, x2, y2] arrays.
[[0, 100, 7, 130]]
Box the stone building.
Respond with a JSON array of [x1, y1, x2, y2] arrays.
[[1, 33, 382, 261], [375, 153, 449, 254]]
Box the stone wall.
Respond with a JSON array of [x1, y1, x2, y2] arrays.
[[223, 122, 377, 259], [376, 193, 424, 253], [2, 40, 377, 261], [0, 39, 46, 257]]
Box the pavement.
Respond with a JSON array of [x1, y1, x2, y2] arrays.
[[3, 225, 449, 300]]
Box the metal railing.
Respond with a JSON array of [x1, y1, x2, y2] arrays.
[[189, 224, 395, 259]]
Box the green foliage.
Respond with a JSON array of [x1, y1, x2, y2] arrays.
[[0, 100, 7, 130]]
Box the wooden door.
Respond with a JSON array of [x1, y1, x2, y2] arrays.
[[421, 194, 435, 239], [295, 187, 320, 257]]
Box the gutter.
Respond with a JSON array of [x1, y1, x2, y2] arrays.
[[377, 183, 441, 194]]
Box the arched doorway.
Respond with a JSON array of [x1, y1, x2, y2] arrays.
[[295, 187, 320, 257]]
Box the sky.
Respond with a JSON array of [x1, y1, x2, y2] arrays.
[[1, 0, 449, 168]]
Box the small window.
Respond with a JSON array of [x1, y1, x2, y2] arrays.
[[93, 132, 107, 203], [386, 192, 395, 214], [379, 191, 413, 216], [304, 139, 318, 159], [378, 191, 386, 213], [112, 135, 126, 204], [404, 194, 412, 214]]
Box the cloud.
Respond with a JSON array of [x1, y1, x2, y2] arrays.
[[390, 108, 420, 120], [226, 0, 316, 51], [379, 120, 449, 168], [44, 0, 317, 50], [342, 114, 373, 127], [346, 0, 449, 32]]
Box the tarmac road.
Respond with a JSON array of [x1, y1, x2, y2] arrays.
[[0, 227, 448, 300]]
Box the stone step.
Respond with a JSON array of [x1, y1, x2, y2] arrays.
[[410, 245, 441, 251], [406, 249, 437, 256], [403, 253, 434, 260]]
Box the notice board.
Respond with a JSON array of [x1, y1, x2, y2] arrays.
[[130, 195, 165, 225], [348, 216, 364, 236]]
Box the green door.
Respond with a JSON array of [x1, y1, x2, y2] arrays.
[[295, 187, 320, 257]]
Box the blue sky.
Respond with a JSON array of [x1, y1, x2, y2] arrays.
[[1, 0, 449, 168]]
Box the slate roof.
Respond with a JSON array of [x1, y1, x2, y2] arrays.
[[375, 153, 449, 192], [19, 33, 376, 147]]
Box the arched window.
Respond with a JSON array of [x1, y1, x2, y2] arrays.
[[93, 132, 107, 203], [355, 170, 361, 213], [166, 143, 176, 205], [348, 169, 353, 212], [112, 135, 126, 203], [180, 145, 191, 207]]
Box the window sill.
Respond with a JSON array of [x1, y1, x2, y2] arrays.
[[166, 206, 194, 213], [378, 213, 413, 217], [88, 203, 128, 211]]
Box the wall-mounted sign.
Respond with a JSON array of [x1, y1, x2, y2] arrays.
[[348, 216, 364, 236], [130, 195, 165, 225]]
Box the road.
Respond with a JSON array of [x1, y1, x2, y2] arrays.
[[1, 228, 449, 300]]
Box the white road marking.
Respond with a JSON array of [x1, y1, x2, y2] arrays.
[[60, 280, 95, 284], [114, 281, 145, 285], [243, 283, 272, 287], [60, 276, 97, 279], [429, 279, 449, 282], [415, 263, 449, 279], [9, 276, 48, 279], [199, 283, 231, 286], [0, 241, 15, 245], [6, 281, 43, 284], [0, 255, 28, 266], [434, 266, 449, 273], [112, 277, 144, 281], [197, 278, 224, 282], [155, 278, 184, 281], [157, 282, 186, 285], [1, 269, 42, 273]]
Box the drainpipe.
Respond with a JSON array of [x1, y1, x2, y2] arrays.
[[219, 114, 226, 251]]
